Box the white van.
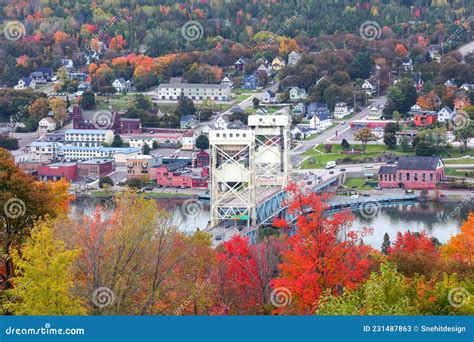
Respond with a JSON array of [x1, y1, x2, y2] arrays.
[[325, 161, 336, 169]]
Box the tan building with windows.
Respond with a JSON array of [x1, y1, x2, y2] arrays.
[[126, 155, 162, 179]]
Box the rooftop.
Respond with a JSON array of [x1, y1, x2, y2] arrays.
[[397, 156, 442, 171]]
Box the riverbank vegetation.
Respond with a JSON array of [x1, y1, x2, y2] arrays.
[[1, 149, 473, 315]]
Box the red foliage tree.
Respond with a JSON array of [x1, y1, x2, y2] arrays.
[[271, 184, 375, 314], [388, 231, 441, 278], [215, 235, 284, 314]]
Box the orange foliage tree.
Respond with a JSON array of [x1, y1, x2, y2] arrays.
[[443, 213, 474, 269]]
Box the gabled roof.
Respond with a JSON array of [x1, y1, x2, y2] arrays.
[[289, 51, 301, 57], [379, 165, 397, 174], [397, 156, 442, 171], [265, 89, 276, 97], [21, 77, 34, 84], [438, 106, 454, 114]]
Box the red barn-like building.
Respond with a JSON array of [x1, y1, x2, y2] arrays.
[[378, 156, 444, 190], [38, 162, 77, 182], [413, 111, 437, 127]]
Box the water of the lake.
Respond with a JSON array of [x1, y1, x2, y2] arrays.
[[71, 198, 472, 249]]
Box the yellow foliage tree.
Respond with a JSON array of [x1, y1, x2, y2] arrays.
[[5, 220, 86, 315]]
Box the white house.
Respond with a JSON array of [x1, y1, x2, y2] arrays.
[[289, 87, 307, 101], [292, 103, 306, 116], [334, 102, 352, 119], [271, 57, 285, 71], [214, 116, 229, 129], [112, 78, 131, 93], [410, 104, 422, 112], [362, 79, 376, 95], [65, 129, 114, 147], [262, 90, 277, 103], [38, 117, 57, 132], [310, 113, 332, 131], [14, 77, 36, 90], [460, 83, 474, 92], [288, 51, 301, 65], [221, 76, 233, 88], [181, 132, 195, 151], [402, 57, 413, 72], [368, 105, 382, 119], [437, 107, 455, 123]]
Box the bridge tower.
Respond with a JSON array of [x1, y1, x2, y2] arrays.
[[209, 111, 290, 228], [209, 129, 256, 228]]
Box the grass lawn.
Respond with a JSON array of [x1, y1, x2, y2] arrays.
[[301, 143, 474, 169], [445, 168, 474, 178], [342, 178, 375, 190], [444, 158, 474, 165], [234, 94, 253, 102], [231, 88, 256, 94]]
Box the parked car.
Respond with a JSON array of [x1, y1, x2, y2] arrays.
[[462, 155, 471, 159], [387, 160, 395, 164], [340, 168, 346, 171], [215, 235, 223, 241], [364, 164, 374, 168], [350, 194, 359, 199], [329, 170, 334, 174]]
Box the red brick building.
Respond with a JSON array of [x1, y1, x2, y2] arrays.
[[38, 162, 77, 182], [72, 105, 142, 134], [77, 158, 114, 180], [378, 156, 444, 190]]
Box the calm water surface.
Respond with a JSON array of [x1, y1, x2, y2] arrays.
[[71, 199, 471, 249]]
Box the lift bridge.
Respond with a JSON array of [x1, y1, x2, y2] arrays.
[[209, 113, 290, 229]]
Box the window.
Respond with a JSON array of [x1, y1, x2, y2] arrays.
[[414, 173, 418, 181], [430, 173, 433, 181], [216, 134, 220, 138], [406, 173, 410, 181], [422, 173, 426, 182]]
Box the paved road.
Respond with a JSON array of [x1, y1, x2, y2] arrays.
[[290, 96, 387, 167]]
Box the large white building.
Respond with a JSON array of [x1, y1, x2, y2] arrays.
[[27, 141, 63, 161], [58, 146, 141, 163], [64, 129, 114, 147], [156, 83, 231, 101]]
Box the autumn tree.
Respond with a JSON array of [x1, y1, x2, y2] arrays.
[[50, 97, 67, 126], [215, 235, 284, 314], [0, 149, 71, 286], [5, 219, 86, 315], [354, 127, 377, 153], [442, 213, 473, 270], [317, 263, 416, 315], [29, 97, 50, 119], [388, 231, 441, 278], [271, 184, 374, 314], [68, 192, 184, 315]]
